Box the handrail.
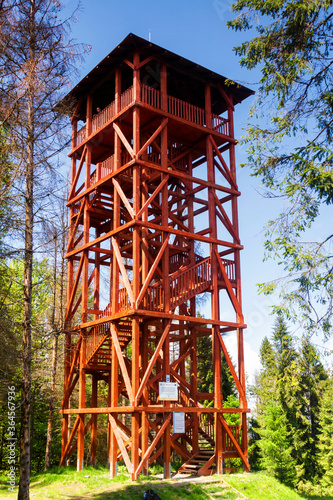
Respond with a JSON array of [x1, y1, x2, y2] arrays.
[[75, 83, 229, 148], [89, 255, 236, 320]]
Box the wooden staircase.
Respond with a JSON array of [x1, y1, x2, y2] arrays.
[[178, 417, 216, 476]]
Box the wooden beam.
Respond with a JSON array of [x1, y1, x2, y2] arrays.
[[111, 237, 135, 306], [215, 249, 243, 321], [113, 122, 134, 159], [135, 236, 169, 308], [68, 146, 87, 201], [110, 324, 134, 404], [137, 118, 168, 159], [212, 190, 240, 244], [112, 178, 135, 219], [134, 413, 171, 478], [65, 254, 84, 321], [136, 175, 169, 220], [109, 414, 133, 474], [219, 415, 250, 471], [135, 320, 171, 403]]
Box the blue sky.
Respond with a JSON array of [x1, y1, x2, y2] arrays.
[[62, 0, 332, 381]]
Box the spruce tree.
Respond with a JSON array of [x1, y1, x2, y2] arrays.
[[317, 377, 333, 491], [253, 315, 328, 486]]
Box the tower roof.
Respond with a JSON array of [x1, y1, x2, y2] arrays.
[[58, 33, 254, 120]]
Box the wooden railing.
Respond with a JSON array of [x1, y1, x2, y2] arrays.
[[74, 83, 229, 148], [76, 126, 86, 147], [199, 413, 242, 452], [199, 412, 215, 442], [169, 252, 190, 273], [168, 94, 206, 127], [170, 257, 211, 308], [224, 425, 242, 451], [85, 255, 236, 322], [92, 100, 116, 133], [212, 113, 229, 135], [141, 83, 161, 109], [85, 322, 110, 364], [217, 258, 236, 282]]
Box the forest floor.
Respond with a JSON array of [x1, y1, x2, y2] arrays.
[[0, 467, 333, 499]]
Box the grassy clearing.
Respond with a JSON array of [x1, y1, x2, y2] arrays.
[[1, 467, 333, 499]]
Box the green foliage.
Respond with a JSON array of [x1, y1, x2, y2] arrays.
[[0, 257, 60, 473], [252, 315, 329, 488], [228, 0, 333, 336], [317, 378, 333, 491], [197, 334, 214, 396], [258, 400, 297, 486]]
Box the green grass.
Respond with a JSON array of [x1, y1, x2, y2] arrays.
[[1, 468, 333, 499]]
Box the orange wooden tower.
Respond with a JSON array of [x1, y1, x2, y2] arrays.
[[58, 34, 253, 479]]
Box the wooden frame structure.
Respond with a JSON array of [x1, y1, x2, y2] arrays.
[[57, 34, 254, 479]]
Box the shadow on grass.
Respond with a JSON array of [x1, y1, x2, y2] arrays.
[[57, 480, 239, 500]]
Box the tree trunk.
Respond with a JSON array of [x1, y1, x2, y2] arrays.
[[18, 1, 35, 498]]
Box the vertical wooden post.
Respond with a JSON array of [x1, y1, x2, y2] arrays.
[[131, 50, 141, 480], [77, 336, 86, 471], [228, 95, 248, 460], [91, 375, 97, 466], [110, 342, 119, 477], [141, 326, 149, 475], [207, 124, 223, 473]]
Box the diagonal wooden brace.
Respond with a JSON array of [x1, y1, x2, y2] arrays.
[[135, 320, 171, 404], [215, 249, 243, 322], [110, 324, 134, 403], [219, 415, 250, 471], [111, 237, 135, 306], [134, 413, 171, 478], [113, 122, 134, 159], [135, 235, 169, 308], [109, 413, 133, 474]]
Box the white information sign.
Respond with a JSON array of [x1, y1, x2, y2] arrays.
[[159, 382, 178, 401], [173, 412, 185, 434]]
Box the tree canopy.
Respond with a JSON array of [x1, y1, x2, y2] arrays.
[[228, 0, 333, 336]]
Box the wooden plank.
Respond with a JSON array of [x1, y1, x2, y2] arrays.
[[110, 324, 134, 404], [109, 414, 133, 474]]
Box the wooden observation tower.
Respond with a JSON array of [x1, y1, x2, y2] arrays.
[[58, 33, 254, 479]]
